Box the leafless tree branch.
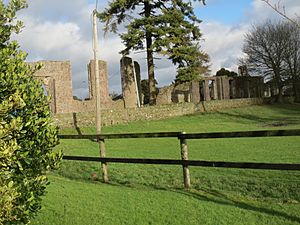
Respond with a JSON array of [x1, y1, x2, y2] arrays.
[[261, 0, 300, 29]]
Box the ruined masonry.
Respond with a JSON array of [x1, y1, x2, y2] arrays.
[[120, 56, 141, 108], [156, 75, 264, 105], [31, 57, 265, 115], [31, 60, 115, 114]]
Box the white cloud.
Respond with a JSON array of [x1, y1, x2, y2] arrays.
[[199, 22, 249, 74], [249, 0, 300, 22], [12, 0, 300, 98], [14, 16, 94, 98], [21, 22, 82, 52], [14, 0, 125, 98], [199, 0, 300, 75]]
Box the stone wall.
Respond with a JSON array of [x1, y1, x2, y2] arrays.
[[31, 61, 74, 114], [31, 60, 117, 114], [156, 76, 265, 106], [156, 85, 174, 105], [199, 97, 264, 112], [55, 98, 265, 128], [31, 59, 267, 118]]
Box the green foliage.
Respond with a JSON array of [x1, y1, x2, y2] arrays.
[[175, 46, 210, 83], [0, 0, 27, 48], [0, 1, 61, 224], [216, 68, 238, 77]]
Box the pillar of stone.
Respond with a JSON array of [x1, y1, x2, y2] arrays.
[[190, 81, 201, 103], [229, 78, 236, 99], [120, 57, 138, 108], [216, 77, 223, 100], [203, 79, 211, 101], [221, 76, 230, 99], [88, 60, 109, 104], [212, 80, 218, 100]]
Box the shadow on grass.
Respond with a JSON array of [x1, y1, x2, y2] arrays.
[[52, 166, 300, 224], [72, 113, 100, 142], [105, 179, 300, 223], [216, 109, 300, 127], [72, 113, 82, 135], [102, 170, 300, 224], [174, 188, 300, 224]]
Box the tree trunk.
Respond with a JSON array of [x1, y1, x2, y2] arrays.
[[276, 85, 283, 103], [293, 80, 300, 103], [144, 0, 156, 105], [147, 40, 156, 105]]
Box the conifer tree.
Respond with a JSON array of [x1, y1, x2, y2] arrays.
[[98, 0, 209, 105]]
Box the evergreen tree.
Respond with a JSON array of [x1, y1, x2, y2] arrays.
[[216, 68, 238, 77], [98, 0, 208, 105]]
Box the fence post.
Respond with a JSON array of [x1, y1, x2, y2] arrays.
[[99, 139, 109, 183], [180, 132, 191, 189]]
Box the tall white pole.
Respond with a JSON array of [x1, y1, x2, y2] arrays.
[[92, 9, 101, 134], [92, 9, 108, 183], [132, 61, 141, 107]]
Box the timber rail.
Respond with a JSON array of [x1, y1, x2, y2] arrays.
[[59, 129, 300, 189]]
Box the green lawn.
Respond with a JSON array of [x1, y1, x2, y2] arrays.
[[32, 104, 300, 225]]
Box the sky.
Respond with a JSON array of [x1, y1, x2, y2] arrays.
[[13, 0, 300, 99]]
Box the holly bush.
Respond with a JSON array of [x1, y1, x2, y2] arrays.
[[0, 1, 61, 224]]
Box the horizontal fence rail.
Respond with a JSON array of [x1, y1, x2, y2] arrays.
[[62, 156, 300, 171], [58, 132, 181, 140], [180, 129, 300, 139], [58, 129, 300, 140], [60, 129, 300, 188]]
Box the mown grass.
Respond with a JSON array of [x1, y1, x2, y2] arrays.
[[32, 103, 300, 225]]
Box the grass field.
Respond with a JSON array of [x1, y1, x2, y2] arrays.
[[32, 104, 300, 225]]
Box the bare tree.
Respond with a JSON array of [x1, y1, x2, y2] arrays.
[[261, 0, 300, 29], [241, 20, 293, 102], [282, 23, 300, 102]]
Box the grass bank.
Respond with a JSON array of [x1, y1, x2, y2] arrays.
[[32, 104, 300, 225]]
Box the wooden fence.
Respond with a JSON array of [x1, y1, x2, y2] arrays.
[[59, 129, 300, 189]]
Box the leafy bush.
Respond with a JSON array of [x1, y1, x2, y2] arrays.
[[0, 1, 61, 224]]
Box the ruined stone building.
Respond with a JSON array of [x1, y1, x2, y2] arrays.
[[31, 60, 116, 114], [120, 57, 265, 107], [156, 75, 264, 105], [31, 57, 265, 115], [31, 57, 142, 114]]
